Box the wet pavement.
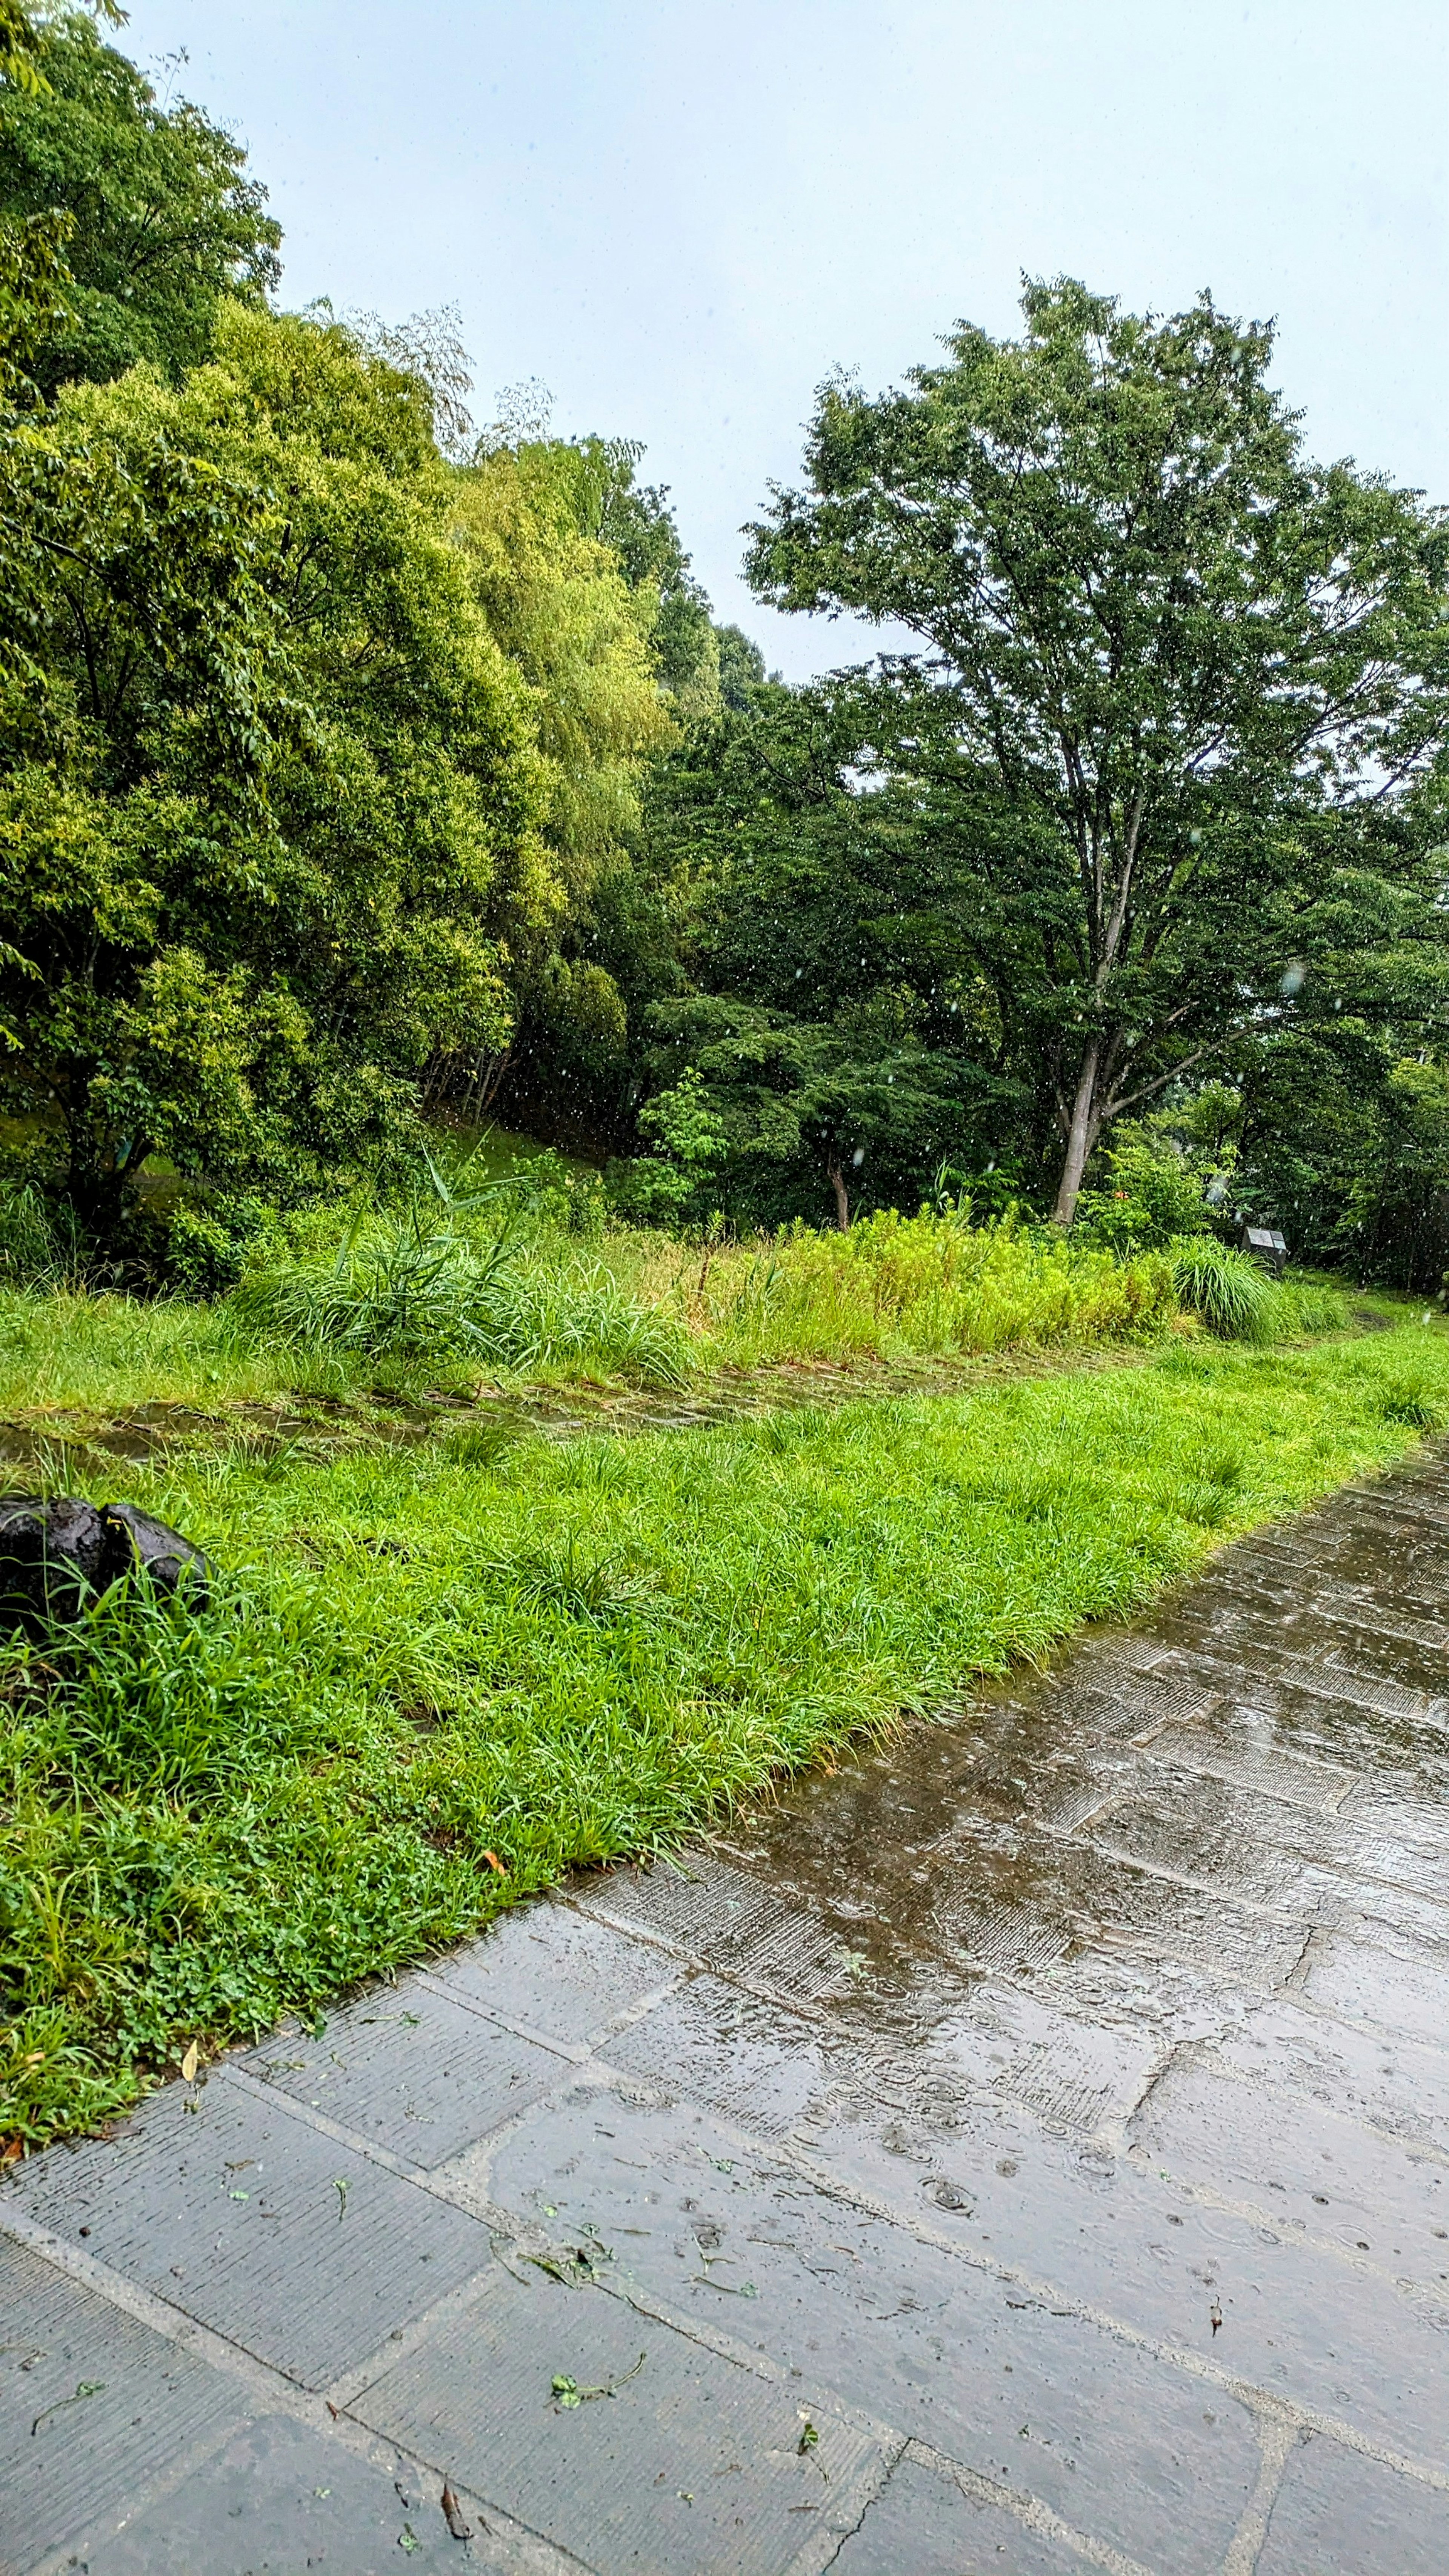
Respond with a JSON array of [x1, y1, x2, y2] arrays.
[[6, 1443, 1449, 2573]]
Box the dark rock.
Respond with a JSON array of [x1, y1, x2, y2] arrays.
[[0, 1495, 105, 1628], [0, 1493, 209, 1634], [101, 1501, 210, 1606]]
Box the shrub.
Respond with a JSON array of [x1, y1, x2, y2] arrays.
[[1075, 1131, 1218, 1252], [605, 1069, 728, 1230], [604, 1154, 696, 1226], [161, 1195, 275, 1297], [702, 1206, 1178, 1363]]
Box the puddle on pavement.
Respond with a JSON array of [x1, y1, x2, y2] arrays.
[[594, 1442, 1449, 2111]]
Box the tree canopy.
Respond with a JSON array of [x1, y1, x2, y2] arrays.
[[0, 302, 545, 1231], [0, 8, 280, 397], [0, 3, 1445, 1286], [745, 279, 1449, 1222]]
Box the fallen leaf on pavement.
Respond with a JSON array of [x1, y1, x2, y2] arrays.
[[440, 2481, 473, 2540]]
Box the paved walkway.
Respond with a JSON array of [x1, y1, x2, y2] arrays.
[[6, 1446, 1449, 2573]]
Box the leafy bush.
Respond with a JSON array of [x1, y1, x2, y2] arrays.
[[604, 1154, 697, 1225], [606, 1068, 728, 1229], [1075, 1130, 1219, 1252], [160, 1195, 275, 1296]]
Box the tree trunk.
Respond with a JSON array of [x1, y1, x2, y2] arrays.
[[826, 1158, 851, 1232], [1052, 1041, 1101, 1227], [65, 1157, 130, 1249]]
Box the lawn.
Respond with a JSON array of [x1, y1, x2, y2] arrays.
[[3, 1311, 1446, 2149]]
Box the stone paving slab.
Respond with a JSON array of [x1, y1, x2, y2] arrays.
[[422, 1901, 681, 2052], [828, 2449, 1108, 2575], [55, 2413, 461, 2575], [1254, 2429, 1449, 2576], [0, 2235, 244, 2576], [598, 1973, 840, 2138], [800, 2071, 1449, 2466], [351, 2258, 889, 2576], [7, 2074, 495, 2390], [236, 1978, 571, 2167], [7, 1443, 1449, 2571], [483, 2079, 1261, 2574], [1128, 2053, 1449, 2288], [1210, 1991, 1449, 2152]]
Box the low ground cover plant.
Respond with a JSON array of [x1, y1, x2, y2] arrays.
[[2, 1318, 1445, 2147]]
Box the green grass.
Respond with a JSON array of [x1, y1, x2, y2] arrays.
[[4, 1315, 1448, 2148], [0, 1204, 1186, 1426], [594, 1204, 1181, 1366], [232, 1214, 693, 1388]]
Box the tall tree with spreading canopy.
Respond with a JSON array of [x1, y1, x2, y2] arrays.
[[746, 279, 1449, 1223]]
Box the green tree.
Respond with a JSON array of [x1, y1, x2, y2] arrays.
[[592, 452, 718, 709], [638, 989, 970, 1229], [439, 434, 681, 1137], [0, 302, 543, 1243], [1234, 840, 1449, 1283], [0, 8, 280, 397], [0, 0, 49, 94], [747, 279, 1449, 1223], [628, 674, 1024, 1226], [0, 0, 125, 97], [715, 621, 766, 709]]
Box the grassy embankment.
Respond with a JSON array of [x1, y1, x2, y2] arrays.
[[1, 1196, 1443, 2149], [0, 1188, 1341, 1418]]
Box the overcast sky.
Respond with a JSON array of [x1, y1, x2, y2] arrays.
[[123, 0, 1448, 680]]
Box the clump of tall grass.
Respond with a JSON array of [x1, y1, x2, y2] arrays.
[[0, 1178, 83, 1289], [231, 1210, 691, 1390], [1374, 1372, 1447, 1429], [692, 1207, 1177, 1365], [1169, 1236, 1278, 1341], [1274, 1279, 1351, 1339], [1169, 1240, 1353, 1345]]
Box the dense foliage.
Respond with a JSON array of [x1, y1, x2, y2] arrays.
[[0, 9, 722, 1262], [0, 301, 548, 1236], [0, 8, 280, 396], [0, 5, 1446, 1283], [711, 282, 1449, 1237]]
